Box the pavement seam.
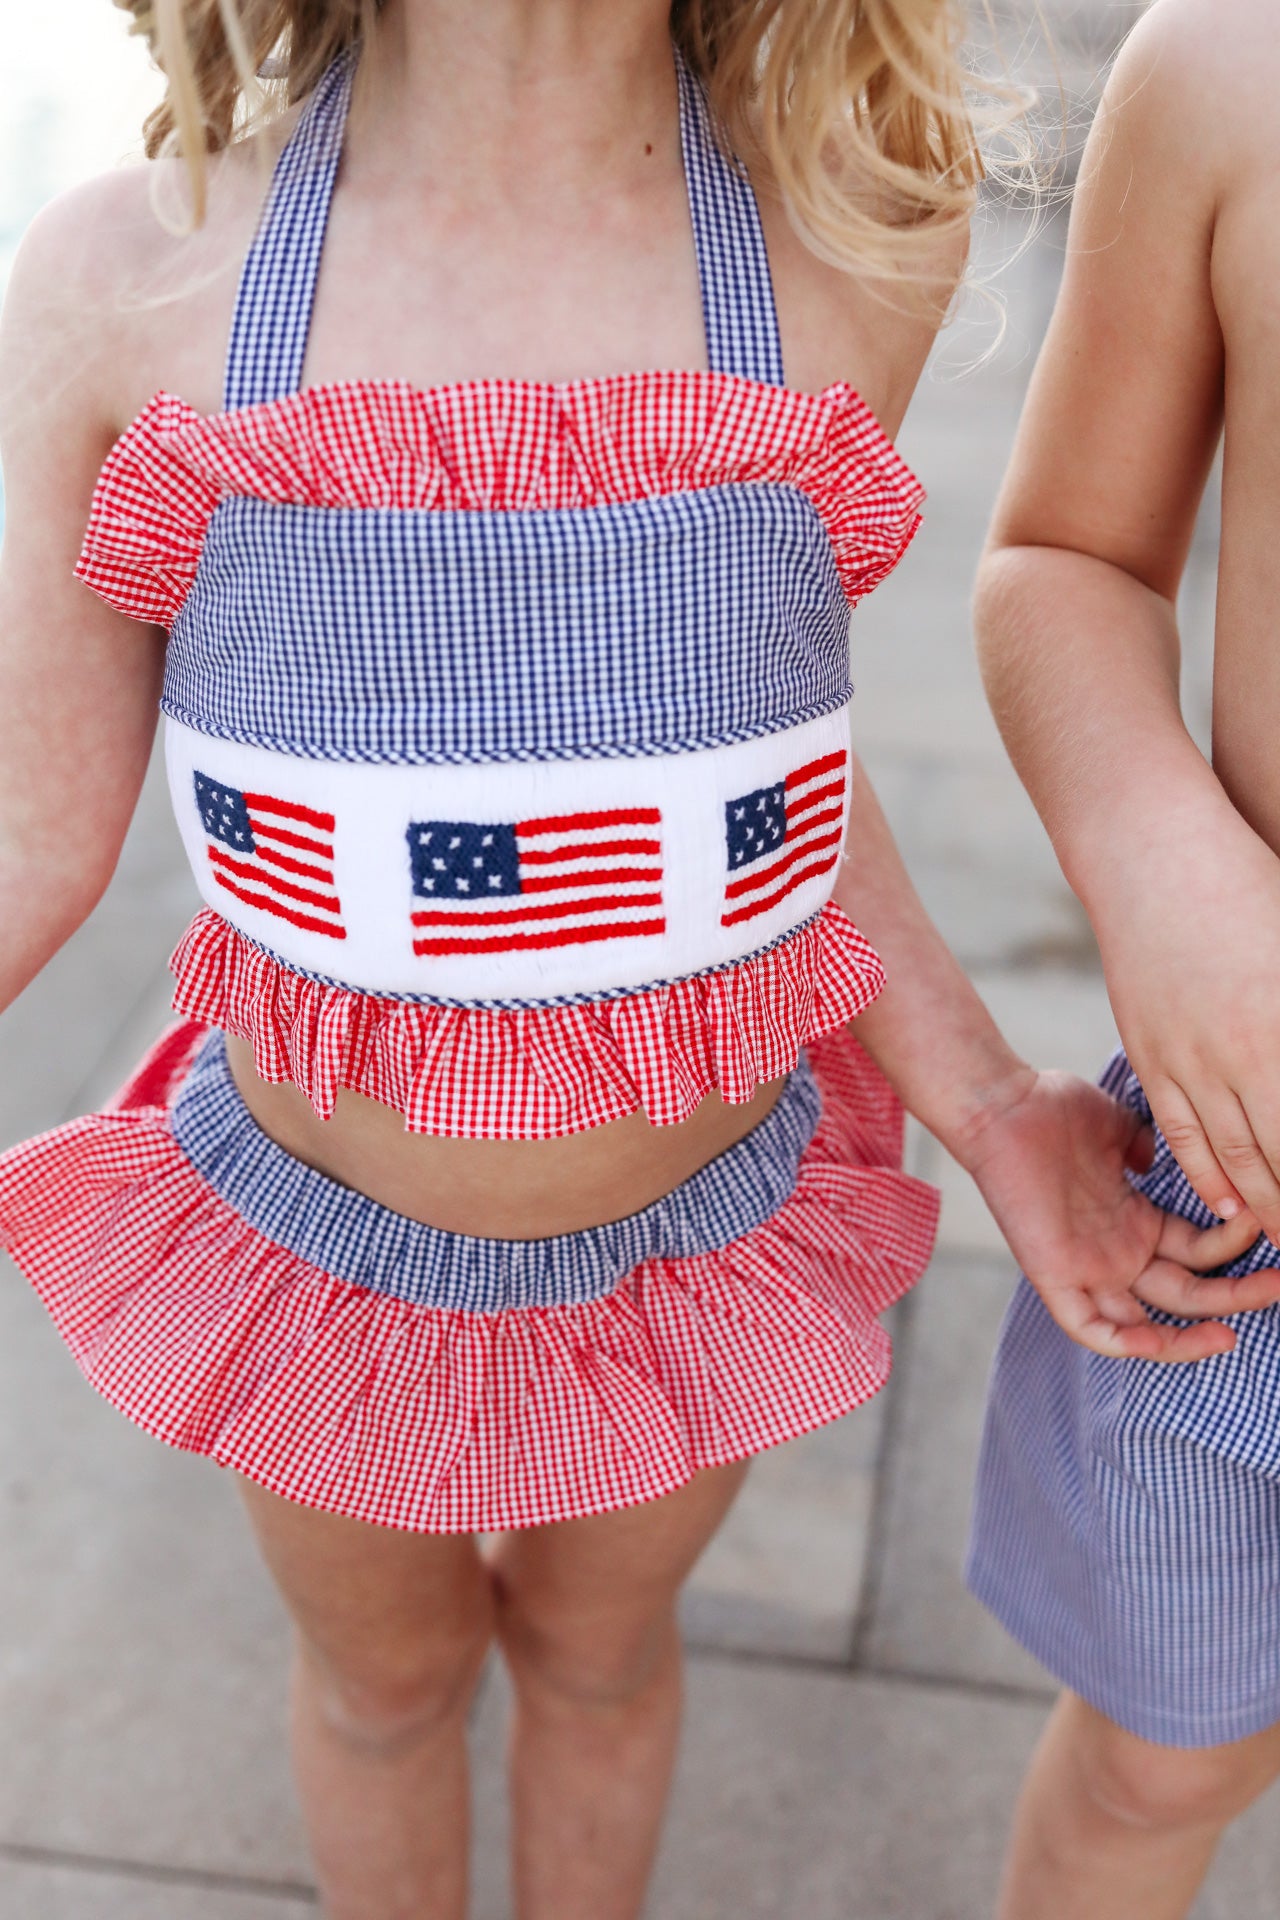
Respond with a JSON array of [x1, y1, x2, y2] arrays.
[[846, 1279, 923, 1671], [0, 1840, 317, 1906], [688, 1641, 1054, 1708]]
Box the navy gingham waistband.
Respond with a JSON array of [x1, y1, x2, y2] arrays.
[[170, 1033, 820, 1312]]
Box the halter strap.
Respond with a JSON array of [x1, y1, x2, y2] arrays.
[[674, 56, 785, 387], [222, 53, 355, 411], [222, 45, 784, 410]]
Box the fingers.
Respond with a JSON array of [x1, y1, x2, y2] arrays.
[[1135, 1254, 1280, 1321], [1032, 1279, 1238, 1364], [1155, 1078, 1280, 1248], [1156, 1205, 1265, 1274], [1195, 1087, 1280, 1245], [1151, 1078, 1247, 1224], [1030, 1193, 1279, 1365]]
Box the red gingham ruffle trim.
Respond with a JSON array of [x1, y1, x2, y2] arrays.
[[75, 373, 925, 627], [0, 1023, 939, 1533], [168, 901, 887, 1139]]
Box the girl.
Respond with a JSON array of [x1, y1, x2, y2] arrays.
[[966, 0, 1280, 1913], [0, 3, 1268, 1916]]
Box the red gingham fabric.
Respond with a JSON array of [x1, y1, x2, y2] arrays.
[[169, 901, 886, 1139], [0, 1022, 937, 1532], [74, 373, 924, 627]]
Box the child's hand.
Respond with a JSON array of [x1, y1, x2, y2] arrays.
[[1097, 807, 1280, 1254], [958, 1067, 1277, 1362]]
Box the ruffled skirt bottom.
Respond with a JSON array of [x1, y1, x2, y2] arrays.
[[0, 1022, 938, 1532]]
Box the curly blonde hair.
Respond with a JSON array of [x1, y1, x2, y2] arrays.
[[116, 0, 1023, 287]]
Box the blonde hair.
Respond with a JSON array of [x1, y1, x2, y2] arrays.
[[116, 0, 1024, 288]]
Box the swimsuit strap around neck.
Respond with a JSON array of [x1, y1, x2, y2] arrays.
[[673, 52, 784, 388], [223, 51, 355, 412], [222, 44, 784, 411]]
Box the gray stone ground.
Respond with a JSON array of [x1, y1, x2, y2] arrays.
[[4, 38, 1280, 1920]]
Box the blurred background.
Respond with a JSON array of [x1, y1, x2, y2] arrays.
[[0, 5, 1258, 1918]]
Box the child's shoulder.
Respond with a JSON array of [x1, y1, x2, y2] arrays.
[[1, 145, 267, 435], [1062, 0, 1280, 260], [6, 168, 157, 356], [1101, 0, 1279, 169]]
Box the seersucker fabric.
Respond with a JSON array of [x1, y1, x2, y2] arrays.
[[968, 1047, 1280, 1746], [72, 46, 925, 1112]]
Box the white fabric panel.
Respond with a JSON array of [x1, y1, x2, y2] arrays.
[[165, 707, 853, 1004]]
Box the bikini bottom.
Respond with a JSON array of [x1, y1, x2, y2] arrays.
[[0, 1021, 938, 1533]]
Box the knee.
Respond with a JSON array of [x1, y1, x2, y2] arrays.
[[1075, 1713, 1273, 1836], [301, 1617, 493, 1758], [495, 1580, 678, 1712]]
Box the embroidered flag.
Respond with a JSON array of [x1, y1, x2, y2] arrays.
[[721, 749, 847, 929], [408, 808, 665, 957], [194, 772, 346, 941]]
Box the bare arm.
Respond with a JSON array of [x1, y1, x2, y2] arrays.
[[836, 758, 1271, 1360], [977, 4, 1227, 894], [836, 759, 1025, 1152], [0, 187, 167, 1018], [974, 0, 1280, 1237]]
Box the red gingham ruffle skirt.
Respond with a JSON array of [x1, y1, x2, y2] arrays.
[[0, 1022, 938, 1532]]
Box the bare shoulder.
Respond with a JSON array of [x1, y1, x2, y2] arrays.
[[1125, 0, 1280, 83], [1095, 0, 1280, 194], [2, 166, 156, 369], [761, 189, 965, 430], [1, 141, 268, 440]]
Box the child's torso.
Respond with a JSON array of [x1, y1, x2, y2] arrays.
[[88, 50, 953, 1234]]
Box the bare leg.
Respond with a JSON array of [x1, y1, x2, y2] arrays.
[[238, 1477, 495, 1920], [492, 1459, 750, 1920], [998, 1690, 1280, 1920]]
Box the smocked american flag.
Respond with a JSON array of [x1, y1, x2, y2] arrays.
[[721, 749, 848, 929], [408, 808, 665, 957], [194, 772, 346, 941]]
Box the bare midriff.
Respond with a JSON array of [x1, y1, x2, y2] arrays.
[[224, 1033, 788, 1239]]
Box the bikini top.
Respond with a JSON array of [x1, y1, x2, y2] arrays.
[[77, 50, 926, 1140]]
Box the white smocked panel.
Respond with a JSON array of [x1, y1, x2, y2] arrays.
[[165, 706, 852, 1004]]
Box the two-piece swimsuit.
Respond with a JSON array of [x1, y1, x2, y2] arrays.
[[0, 51, 938, 1532]]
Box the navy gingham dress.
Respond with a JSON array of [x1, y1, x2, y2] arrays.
[[969, 1048, 1280, 1747]]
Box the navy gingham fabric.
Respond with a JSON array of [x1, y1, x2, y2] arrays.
[[171, 1031, 821, 1312], [674, 51, 785, 386], [224, 48, 781, 409], [163, 485, 849, 761], [223, 53, 353, 410], [967, 1046, 1280, 1748]]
